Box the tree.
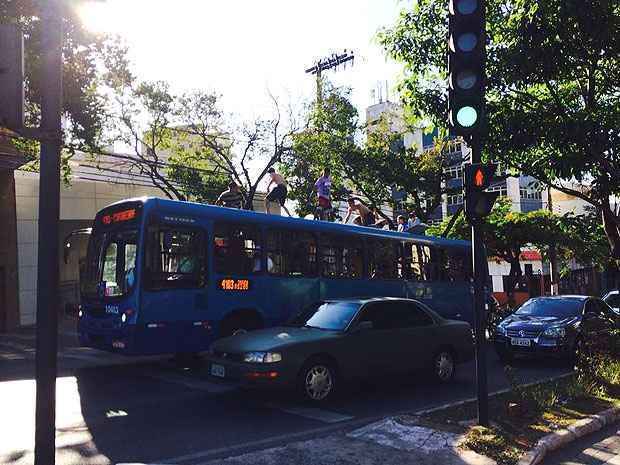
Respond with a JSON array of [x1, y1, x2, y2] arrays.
[[281, 84, 357, 217], [176, 91, 299, 209], [428, 197, 568, 295], [0, 0, 132, 150], [378, 0, 620, 259], [281, 83, 462, 224]]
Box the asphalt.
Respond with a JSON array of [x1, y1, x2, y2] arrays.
[[0, 325, 572, 465]]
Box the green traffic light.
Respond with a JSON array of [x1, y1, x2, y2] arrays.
[[457, 106, 478, 127]]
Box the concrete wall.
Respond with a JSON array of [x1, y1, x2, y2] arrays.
[[14, 171, 164, 326]]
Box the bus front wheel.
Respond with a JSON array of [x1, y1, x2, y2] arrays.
[[219, 311, 263, 338]]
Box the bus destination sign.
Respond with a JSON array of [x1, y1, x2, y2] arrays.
[[219, 278, 250, 291], [101, 208, 137, 225]]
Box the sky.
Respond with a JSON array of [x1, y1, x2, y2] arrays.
[[78, 0, 407, 121]]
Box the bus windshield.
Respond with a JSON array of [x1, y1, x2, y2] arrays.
[[82, 229, 139, 299]]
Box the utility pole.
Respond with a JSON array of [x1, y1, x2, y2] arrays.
[[547, 188, 559, 295], [34, 0, 63, 463], [305, 50, 354, 106]]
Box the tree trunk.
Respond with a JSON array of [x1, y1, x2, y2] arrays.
[[601, 202, 620, 260], [245, 185, 257, 211]]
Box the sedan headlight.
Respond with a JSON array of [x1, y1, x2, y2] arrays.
[[243, 352, 282, 363], [543, 327, 566, 338], [496, 325, 507, 336]]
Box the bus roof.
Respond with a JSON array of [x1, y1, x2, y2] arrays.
[[105, 197, 471, 251]]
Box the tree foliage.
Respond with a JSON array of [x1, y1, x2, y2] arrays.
[[378, 0, 620, 258], [281, 83, 461, 223], [0, 0, 132, 149]]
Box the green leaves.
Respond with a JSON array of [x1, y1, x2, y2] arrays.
[[380, 0, 620, 258]]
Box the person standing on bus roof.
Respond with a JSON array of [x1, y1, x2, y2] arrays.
[[314, 167, 332, 210], [265, 167, 293, 216], [343, 197, 375, 226], [216, 182, 244, 209]]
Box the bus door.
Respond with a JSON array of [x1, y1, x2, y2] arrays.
[[140, 219, 210, 354], [211, 223, 268, 332]]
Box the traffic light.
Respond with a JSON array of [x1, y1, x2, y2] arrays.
[[448, 0, 485, 137], [464, 163, 498, 221], [0, 25, 24, 130]]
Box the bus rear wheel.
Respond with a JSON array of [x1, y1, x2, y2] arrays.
[[219, 312, 263, 338]]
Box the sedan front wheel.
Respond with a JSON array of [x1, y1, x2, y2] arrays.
[[298, 359, 337, 403], [433, 350, 455, 383]]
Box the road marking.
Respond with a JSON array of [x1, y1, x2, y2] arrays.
[[145, 372, 236, 394], [266, 403, 354, 424]]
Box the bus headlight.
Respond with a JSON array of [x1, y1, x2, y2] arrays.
[[244, 352, 282, 363], [121, 313, 127, 323]]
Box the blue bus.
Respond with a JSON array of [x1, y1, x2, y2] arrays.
[[78, 197, 474, 356]]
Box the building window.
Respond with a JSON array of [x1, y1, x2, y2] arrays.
[[444, 166, 463, 181], [446, 194, 464, 206], [488, 185, 508, 197], [520, 188, 542, 200]]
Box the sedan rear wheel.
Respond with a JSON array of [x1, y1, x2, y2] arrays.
[[299, 361, 336, 402], [434, 350, 455, 383]]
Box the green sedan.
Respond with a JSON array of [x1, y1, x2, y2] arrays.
[[206, 297, 474, 402]]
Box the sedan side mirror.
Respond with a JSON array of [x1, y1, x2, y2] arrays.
[[352, 321, 373, 333], [583, 311, 598, 320]]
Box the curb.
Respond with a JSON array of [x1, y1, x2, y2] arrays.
[[517, 406, 620, 465]]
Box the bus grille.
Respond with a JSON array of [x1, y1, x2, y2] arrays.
[[86, 306, 106, 318]]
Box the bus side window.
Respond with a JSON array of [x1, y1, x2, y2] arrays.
[[445, 249, 469, 281], [266, 230, 317, 277], [213, 223, 261, 275], [145, 227, 206, 289], [320, 235, 363, 279], [405, 244, 431, 281], [368, 239, 398, 280]]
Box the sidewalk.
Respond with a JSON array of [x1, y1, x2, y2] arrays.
[[193, 417, 496, 465], [540, 423, 620, 465]]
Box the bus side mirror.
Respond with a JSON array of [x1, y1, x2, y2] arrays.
[[63, 243, 71, 264]]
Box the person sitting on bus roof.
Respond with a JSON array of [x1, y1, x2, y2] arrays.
[[216, 182, 244, 209], [343, 197, 375, 226], [397, 215, 409, 232], [265, 167, 293, 217]]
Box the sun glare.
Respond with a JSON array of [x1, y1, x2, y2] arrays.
[[78, 1, 117, 34]]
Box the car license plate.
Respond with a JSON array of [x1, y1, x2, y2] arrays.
[[211, 364, 225, 378], [511, 338, 531, 347]]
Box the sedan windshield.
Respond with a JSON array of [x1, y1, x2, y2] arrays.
[[515, 298, 583, 318], [287, 302, 361, 331]]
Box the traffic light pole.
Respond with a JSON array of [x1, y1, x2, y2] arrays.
[[34, 1, 63, 464], [469, 136, 489, 427]]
